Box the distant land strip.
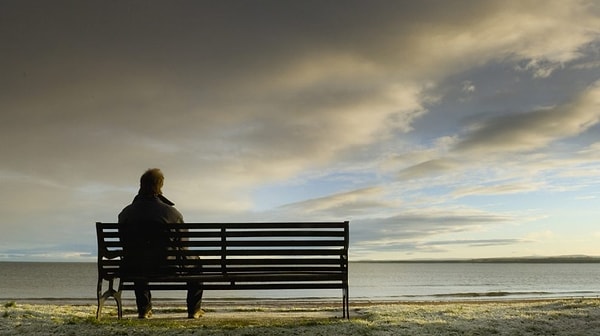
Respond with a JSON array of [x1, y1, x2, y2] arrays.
[[352, 256, 600, 263]]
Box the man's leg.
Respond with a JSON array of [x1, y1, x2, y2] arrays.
[[186, 282, 203, 318], [134, 281, 152, 318]]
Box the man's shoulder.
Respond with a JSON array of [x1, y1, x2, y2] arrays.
[[163, 204, 184, 223], [118, 195, 183, 223], [118, 203, 133, 221]]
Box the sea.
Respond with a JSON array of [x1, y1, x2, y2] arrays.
[[1, 262, 600, 303]]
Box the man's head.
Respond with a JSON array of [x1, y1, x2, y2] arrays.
[[139, 168, 164, 196]]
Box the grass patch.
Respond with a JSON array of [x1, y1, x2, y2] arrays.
[[4, 300, 600, 336], [95, 315, 343, 329], [4, 301, 16, 308]]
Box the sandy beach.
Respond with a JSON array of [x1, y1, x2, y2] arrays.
[[2, 298, 600, 335]]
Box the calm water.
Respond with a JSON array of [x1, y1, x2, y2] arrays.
[[1, 262, 599, 301]]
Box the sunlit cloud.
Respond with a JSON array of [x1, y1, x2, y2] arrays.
[[455, 81, 600, 154]]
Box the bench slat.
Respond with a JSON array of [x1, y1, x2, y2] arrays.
[[219, 240, 345, 247], [122, 282, 345, 291], [173, 222, 347, 229], [220, 249, 344, 256], [122, 273, 345, 282], [170, 230, 346, 238], [102, 241, 345, 249]]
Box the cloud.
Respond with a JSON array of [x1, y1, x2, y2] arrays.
[[425, 239, 529, 247], [355, 238, 529, 256], [452, 181, 547, 198], [351, 209, 516, 246], [525, 230, 556, 241], [0, 1, 598, 259], [3, 1, 597, 180], [352, 238, 530, 257], [455, 81, 600, 155], [0, 244, 95, 262], [397, 159, 459, 180], [462, 81, 476, 94], [279, 187, 392, 217]]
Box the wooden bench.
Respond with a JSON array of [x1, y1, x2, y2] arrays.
[[95, 221, 350, 319]]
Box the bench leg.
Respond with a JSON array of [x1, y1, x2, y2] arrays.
[[116, 279, 123, 319], [343, 285, 350, 319], [96, 277, 123, 319], [96, 277, 103, 320]]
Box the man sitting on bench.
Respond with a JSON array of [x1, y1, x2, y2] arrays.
[[118, 168, 203, 319]]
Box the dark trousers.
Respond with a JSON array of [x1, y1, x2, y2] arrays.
[[134, 281, 203, 316]]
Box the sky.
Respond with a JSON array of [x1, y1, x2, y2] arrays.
[[1, 0, 599, 262]]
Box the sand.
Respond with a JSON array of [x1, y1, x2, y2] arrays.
[[2, 298, 600, 335]]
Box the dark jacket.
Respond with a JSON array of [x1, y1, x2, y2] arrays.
[[118, 194, 184, 275], [119, 194, 183, 225]]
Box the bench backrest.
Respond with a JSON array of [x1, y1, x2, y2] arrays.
[[97, 222, 349, 279]]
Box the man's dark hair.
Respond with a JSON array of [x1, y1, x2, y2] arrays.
[[139, 168, 164, 195]]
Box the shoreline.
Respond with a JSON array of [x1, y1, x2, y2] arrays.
[[3, 298, 600, 335]]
